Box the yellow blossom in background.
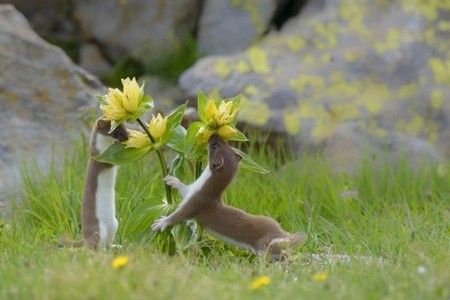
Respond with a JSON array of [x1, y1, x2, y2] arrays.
[[149, 113, 167, 140], [217, 125, 237, 139], [101, 88, 128, 121], [204, 100, 218, 124], [124, 130, 150, 148], [249, 276, 271, 290], [215, 101, 237, 126], [111, 255, 129, 269], [312, 271, 329, 282], [121, 77, 142, 113]]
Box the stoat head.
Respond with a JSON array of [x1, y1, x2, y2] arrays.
[[208, 134, 242, 173], [96, 118, 129, 142]]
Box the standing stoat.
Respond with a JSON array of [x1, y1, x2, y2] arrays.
[[152, 134, 305, 258], [82, 118, 128, 249]]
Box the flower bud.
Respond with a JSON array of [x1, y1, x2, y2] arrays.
[[121, 77, 142, 113], [196, 126, 214, 144], [217, 125, 237, 139], [124, 130, 151, 148], [204, 100, 218, 124], [148, 113, 167, 140]]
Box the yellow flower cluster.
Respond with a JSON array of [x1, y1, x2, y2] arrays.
[[100, 77, 147, 122], [197, 100, 239, 144], [125, 113, 168, 148]]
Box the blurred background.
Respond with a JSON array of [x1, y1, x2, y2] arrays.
[[1, 0, 450, 194]]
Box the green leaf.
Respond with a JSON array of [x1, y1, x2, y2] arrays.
[[94, 143, 151, 165], [228, 128, 248, 142], [197, 90, 208, 123], [167, 125, 186, 153], [166, 102, 187, 131], [185, 121, 207, 160], [158, 103, 187, 150], [232, 147, 270, 174], [168, 154, 185, 178], [132, 95, 154, 122], [97, 95, 107, 105], [171, 220, 202, 251]]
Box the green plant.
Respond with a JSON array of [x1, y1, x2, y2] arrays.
[[94, 79, 267, 252]]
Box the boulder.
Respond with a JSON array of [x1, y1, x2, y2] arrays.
[[180, 0, 450, 167], [197, 0, 277, 55], [75, 0, 202, 63], [0, 4, 104, 195]]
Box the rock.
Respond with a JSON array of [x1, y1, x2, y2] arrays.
[[75, 0, 201, 63], [79, 42, 113, 77], [180, 0, 450, 168], [2, 0, 77, 42], [0, 4, 105, 195], [323, 122, 438, 173], [197, 0, 277, 55]]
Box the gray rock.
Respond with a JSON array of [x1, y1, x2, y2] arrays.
[[0, 4, 104, 195], [180, 0, 450, 168], [75, 0, 201, 63], [197, 0, 277, 55], [79, 42, 113, 77]]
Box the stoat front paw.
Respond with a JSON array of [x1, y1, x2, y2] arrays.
[[164, 175, 183, 189], [151, 216, 171, 232]]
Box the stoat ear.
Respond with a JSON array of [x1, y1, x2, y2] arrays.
[[235, 152, 243, 161], [211, 155, 224, 172]]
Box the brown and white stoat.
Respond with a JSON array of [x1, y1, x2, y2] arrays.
[[152, 134, 305, 258], [82, 118, 128, 249]]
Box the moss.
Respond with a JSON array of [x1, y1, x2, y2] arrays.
[[246, 46, 270, 74], [239, 95, 270, 126]]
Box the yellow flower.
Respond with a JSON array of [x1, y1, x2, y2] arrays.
[[312, 272, 329, 282], [121, 77, 142, 113], [204, 100, 218, 123], [148, 113, 167, 140], [124, 130, 151, 148], [196, 126, 214, 144], [101, 88, 128, 121], [217, 125, 237, 139], [215, 101, 237, 126], [111, 255, 129, 269], [249, 276, 271, 290]]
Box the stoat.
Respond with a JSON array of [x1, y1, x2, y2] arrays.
[[82, 118, 128, 249], [152, 134, 305, 258]]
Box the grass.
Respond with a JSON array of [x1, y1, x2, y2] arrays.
[[1, 136, 450, 299]]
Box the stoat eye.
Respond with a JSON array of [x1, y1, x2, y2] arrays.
[[211, 143, 217, 150]]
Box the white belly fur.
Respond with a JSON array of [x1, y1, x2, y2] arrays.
[[179, 164, 212, 208], [95, 166, 118, 246], [204, 228, 256, 253], [95, 133, 119, 247]]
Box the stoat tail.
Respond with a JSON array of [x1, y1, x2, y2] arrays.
[[288, 232, 307, 246], [57, 236, 84, 249], [267, 232, 307, 259]]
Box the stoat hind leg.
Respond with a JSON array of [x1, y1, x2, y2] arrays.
[[164, 175, 189, 198]]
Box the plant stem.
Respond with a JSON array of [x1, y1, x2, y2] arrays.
[[195, 161, 203, 179], [136, 118, 172, 204]]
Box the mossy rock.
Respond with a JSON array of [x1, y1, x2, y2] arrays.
[[180, 0, 450, 163]]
